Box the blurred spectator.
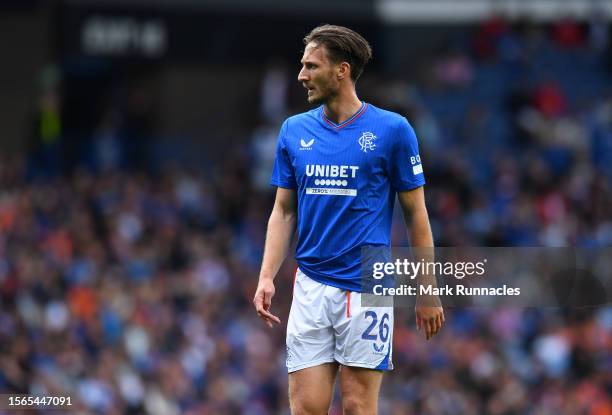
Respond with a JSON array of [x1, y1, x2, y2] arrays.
[[27, 64, 63, 179], [550, 17, 586, 49], [533, 81, 567, 118], [588, 11, 609, 53], [432, 49, 474, 89], [260, 61, 290, 124], [92, 110, 124, 172], [473, 16, 509, 60]]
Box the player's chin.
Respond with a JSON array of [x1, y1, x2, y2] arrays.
[[306, 92, 324, 105]]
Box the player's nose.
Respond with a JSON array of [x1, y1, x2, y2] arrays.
[[297, 68, 308, 82]]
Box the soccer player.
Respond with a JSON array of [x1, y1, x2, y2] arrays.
[[253, 24, 445, 415]]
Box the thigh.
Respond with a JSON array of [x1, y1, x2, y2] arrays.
[[289, 362, 339, 415], [339, 366, 383, 415]]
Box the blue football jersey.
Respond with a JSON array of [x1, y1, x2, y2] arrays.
[[270, 102, 425, 292]]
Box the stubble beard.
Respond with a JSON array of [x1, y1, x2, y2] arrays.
[[306, 83, 337, 106]]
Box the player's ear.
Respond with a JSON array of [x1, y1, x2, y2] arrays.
[[337, 62, 350, 80]]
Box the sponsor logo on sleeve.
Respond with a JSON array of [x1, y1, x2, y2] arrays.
[[410, 155, 423, 175]]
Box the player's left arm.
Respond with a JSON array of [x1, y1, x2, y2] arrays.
[[398, 187, 445, 340]]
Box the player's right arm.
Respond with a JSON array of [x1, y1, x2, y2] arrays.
[[253, 187, 297, 328]]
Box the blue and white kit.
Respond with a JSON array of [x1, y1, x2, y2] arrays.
[[271, 102, 425, 372]]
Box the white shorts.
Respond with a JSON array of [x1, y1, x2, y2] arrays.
[[286, 268, 393, 373]]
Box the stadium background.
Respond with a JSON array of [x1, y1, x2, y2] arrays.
[[0, 0, 610, 413]]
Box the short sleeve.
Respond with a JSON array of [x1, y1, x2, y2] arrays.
[[270, 121, 297, 189], [390, 118, 426, 191]]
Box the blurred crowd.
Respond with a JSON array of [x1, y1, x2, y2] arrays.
[[369, 17, 612, 248], [1, 16, 611, 415]]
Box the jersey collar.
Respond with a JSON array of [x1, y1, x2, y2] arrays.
[[321, 102, 368, 130]]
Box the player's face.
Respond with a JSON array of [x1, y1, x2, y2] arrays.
[[298, 43, 340, 105]]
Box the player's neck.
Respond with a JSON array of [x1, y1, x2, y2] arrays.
[[323, 89, 362, 125]]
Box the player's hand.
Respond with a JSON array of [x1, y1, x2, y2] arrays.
[[253, 278, 281, 328], [415, 306, 445, 340]]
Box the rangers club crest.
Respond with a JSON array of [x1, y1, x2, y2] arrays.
[[358, 132, 377, 153]]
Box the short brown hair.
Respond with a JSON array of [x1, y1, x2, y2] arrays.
[[304, 24, 372, 82]]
